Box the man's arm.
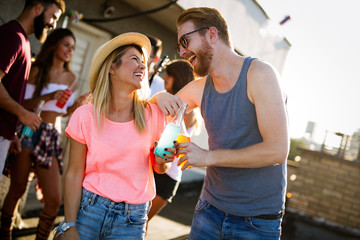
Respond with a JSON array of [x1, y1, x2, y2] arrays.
[[149, 76, 206, 115], [0, 70, 41, 131], [176, 77, 205, 111], [177, 60, 289, 169]]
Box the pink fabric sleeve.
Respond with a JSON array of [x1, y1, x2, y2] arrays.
[[65, 104, 92, 144]]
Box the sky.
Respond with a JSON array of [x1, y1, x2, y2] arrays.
[[256, 0, 360, 141]]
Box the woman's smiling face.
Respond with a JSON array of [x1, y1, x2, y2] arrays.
[[110, 47, 147, 90]]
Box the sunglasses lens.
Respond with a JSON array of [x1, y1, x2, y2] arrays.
[[176, 37, 187, 53], [180, 37, 187, 49]]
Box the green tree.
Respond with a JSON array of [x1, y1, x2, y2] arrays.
[[288, 138, 306, 161]]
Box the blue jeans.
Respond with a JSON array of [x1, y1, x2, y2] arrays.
[[77, 188, 150, 239], [189, 197, 282, 240], [20, 128, 41, 149]]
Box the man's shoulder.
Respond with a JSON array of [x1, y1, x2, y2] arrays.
[[192, 75, 207, 87], [248, 58, 274, 71], [247, 58, 278, 79], [0, 21, 25, 46], [0, 20, 24, 36]]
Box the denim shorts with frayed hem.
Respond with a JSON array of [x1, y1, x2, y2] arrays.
[[76, 187, 149, 240]]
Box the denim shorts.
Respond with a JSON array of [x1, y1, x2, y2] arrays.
[[76, 188, 150, 240], [189, 197, 282, 240], [20, 128, 41, 149]]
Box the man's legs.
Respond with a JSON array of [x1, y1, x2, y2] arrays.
[[1, 148, 32, 240], [189, 197, 282, 240], [188, 197, 225, 240]]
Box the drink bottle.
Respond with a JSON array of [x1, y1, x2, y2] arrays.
[[176, 119, 191, 167], [55, 89, 72, 108], [55, 81, 76, 108], [22, 100, 45, 137], [154, 103, 188, 158]]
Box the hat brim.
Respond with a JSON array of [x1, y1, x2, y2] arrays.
[[88, 32, 151, 88]]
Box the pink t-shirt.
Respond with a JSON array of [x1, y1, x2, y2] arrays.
[[65, 103, 166, 204]]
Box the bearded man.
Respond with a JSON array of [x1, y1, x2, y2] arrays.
[[0, 0, 65, 183], [154, 7, 289, 240]]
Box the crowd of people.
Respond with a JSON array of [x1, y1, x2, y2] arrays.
[[0, 1, 289, 240]]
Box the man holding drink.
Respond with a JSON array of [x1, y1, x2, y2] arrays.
[[0, 0, 65, 182], [154, 7, 289, 240]]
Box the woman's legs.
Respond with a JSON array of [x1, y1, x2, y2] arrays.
[[35, 156, 61, 240], [0, 148, 33, 240]]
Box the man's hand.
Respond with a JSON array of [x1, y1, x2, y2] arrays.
[[175, 141, 210, 170], [9, 134, 22, 153], [18, 109, 42, 131]]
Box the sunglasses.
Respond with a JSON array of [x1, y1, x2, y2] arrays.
[[176, 27, 209, 53]]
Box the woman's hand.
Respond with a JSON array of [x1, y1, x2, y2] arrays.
[[155, 145, 176, 164], [52, 90, 63, 101], [63, 227, 81, 240], [151, 142, 176, 174]]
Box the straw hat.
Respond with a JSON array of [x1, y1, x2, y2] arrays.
[[88, 32, 151, 87]]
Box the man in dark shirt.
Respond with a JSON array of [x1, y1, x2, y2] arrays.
[[0, 0, 65, 181]]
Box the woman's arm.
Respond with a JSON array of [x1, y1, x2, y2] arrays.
[[153, 155, 171, 174], [23, 91, 61, 110], [23, 66, 61, 110], [63, 138, 87, 240]]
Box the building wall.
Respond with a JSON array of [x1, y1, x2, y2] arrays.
[[0, 0, 177, 59], [287, 148, 360, 230], [67, 0, 179, 59]]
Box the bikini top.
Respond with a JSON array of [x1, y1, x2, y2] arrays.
[[25, 83, 75, 114]]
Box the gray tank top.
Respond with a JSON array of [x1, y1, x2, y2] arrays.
[[200, 57, 286, 216]]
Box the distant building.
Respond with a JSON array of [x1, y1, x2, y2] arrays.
[[348, 129, 360, 160], [304, 121, 317, 141]]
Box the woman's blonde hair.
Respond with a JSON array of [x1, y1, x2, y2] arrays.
[[89, 44, 149, 133]]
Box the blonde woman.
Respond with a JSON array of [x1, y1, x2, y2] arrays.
[[55, 33, 173, 240]]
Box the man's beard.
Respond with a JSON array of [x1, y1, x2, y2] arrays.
[[193, 39, 213, 77], [34, 12, 47, 43]]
